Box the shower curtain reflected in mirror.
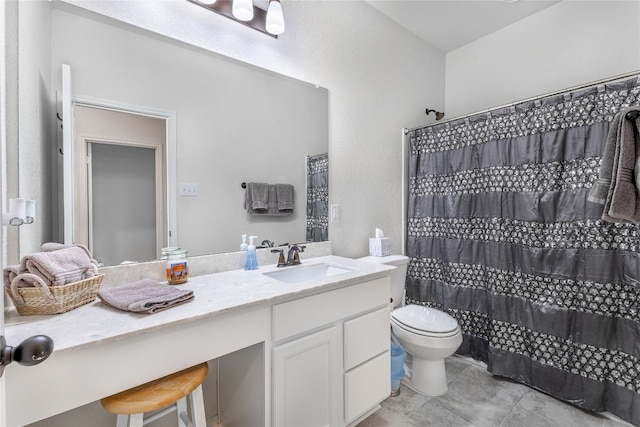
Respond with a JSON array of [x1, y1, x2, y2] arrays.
[[406, 75, 640, 425], [306, 153, 329, 242]]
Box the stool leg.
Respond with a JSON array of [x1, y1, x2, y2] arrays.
[[189, 385, 207, 427], [176, 397, 190, 427], [116, 413, 143, 427]]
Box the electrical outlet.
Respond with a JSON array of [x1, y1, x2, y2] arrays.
[[179, 183, 199, 197], [330, 204, 340, 222]]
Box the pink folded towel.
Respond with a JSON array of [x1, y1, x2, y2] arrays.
[[20, 246, 95, 287], [98, 279, 194, 314], [2, 264, 39, 289], [40, 242, 92, 259]]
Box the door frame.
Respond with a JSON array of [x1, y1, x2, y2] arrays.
[[84, 137, 165, 263], [72, 95, 177, 249], [0, 0, 7, 422]]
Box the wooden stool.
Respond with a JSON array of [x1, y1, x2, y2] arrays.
[[101, 362, 209, 427]]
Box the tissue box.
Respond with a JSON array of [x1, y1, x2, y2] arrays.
[[369, 238, 390, 257]]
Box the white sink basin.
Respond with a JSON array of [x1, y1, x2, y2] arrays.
[[263, 263, 354, 284]]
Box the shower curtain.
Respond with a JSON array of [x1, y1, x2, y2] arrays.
[[406, 75, 640, 425], [306, 153, 328, 242]]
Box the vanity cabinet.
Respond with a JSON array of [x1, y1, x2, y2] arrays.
[[272, 277, 390, 426], [273, 326, 339, 427], [343, 307, 391, 424]]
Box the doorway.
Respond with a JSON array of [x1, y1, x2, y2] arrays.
[[73, 105, 167, 265]]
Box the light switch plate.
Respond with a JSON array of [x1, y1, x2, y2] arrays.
[[179, 183, 199, 197]]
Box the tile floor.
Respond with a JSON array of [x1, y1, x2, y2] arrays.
[[357, 355, 632, 427]]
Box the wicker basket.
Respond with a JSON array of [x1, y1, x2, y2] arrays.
[[7, 269, 104, 316]]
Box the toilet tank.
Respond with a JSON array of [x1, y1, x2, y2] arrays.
[[358, 255, 409, 308]]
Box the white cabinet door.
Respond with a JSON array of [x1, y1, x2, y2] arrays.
[[344, 351, 390, 424], [273, 327, 339, 427]]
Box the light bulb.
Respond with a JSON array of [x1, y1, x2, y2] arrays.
[[8, 198, 26, 226], [198, 0, 217, 4], [266, 0, 285, 35], [232, 0, 254, 21], [25, 199, 36, 224]]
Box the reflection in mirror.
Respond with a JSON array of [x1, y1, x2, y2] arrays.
[[72, 105, 169, 267], [18, 1, 329, 266]]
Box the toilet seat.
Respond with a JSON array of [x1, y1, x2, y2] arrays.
[[391, 305, 459, 337]]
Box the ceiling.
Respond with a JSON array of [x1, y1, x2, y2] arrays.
[[365, 0, 560, 53]]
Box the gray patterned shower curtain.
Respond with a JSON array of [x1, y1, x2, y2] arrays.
[[406, 75, 640, 425], [306, 153, 328, 242]]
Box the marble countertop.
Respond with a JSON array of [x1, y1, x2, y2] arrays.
[[4, 255, 393, 354]]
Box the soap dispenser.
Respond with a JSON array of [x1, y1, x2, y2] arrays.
[[239, 234, 248, 269], [244, 235, 259, 270]]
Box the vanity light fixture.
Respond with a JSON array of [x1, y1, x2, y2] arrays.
[[189, 0, 285, 38], [265, 0, 285, 35], [2, 198, 36, 226], [232, 0, 254, 21]]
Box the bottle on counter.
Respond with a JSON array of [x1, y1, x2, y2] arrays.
[[166, 249, 189, 285], [244, 235, 259, 270], [239, 234, 248, 269]]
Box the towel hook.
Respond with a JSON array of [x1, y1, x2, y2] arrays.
[[626, 110, 640, 121], [626, 110, 639, 137]]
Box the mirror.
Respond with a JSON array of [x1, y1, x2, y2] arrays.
[[18, 1, 329, 266]]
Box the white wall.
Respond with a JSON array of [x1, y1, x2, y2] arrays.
[[11, 1, 53, 263], [445, 1, 640, 119], [61, 0, 446, 258]]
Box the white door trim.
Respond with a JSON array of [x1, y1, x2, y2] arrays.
[[73, 95, 177, 247]]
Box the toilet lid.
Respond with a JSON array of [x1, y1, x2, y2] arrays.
[[391, 305, 458, 334], [358, 255, 409, 267]]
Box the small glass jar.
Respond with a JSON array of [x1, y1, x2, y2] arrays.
[[160, 246, 182, 260], [166, 249, 189, 285]]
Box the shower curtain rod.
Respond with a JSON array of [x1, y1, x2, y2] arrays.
[[403, 69, 640, 135]]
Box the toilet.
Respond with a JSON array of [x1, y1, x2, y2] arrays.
[[359, 255, 463, 396]]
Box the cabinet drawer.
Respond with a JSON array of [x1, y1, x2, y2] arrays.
[[344, 351, 390, 424], [344, 307, 390, 371], [273, 277, 389, 342]]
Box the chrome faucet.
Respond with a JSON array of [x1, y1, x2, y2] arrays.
[[286, 244, 306, 265], [270, 249, 287, 267], [271, 244, 306, 267]]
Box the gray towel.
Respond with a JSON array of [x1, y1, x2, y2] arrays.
[[604, 107, 640, 222], [246, 182, 269, 211], [20, 246, 95, 287], [276, 184, 294, 211], [98, 279, 194, 313], [245, 184, 293, 216], [588, 111, 624, 204]]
